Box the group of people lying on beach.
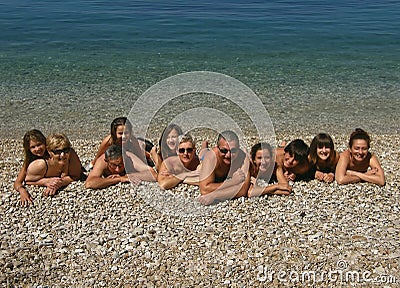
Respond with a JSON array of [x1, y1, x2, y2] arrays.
[[14, 117, 385, 207]]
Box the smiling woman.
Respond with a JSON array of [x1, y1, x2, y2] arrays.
[[25, 133, 82, 196], [335, 128, 385, 186]]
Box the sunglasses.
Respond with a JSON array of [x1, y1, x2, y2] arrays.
[[108, 162, 124, 169], [218, 147, 238, 155], [52, 147, 71, 155], [178, 147, 194, 154]]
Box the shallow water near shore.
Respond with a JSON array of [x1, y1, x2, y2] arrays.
[[1, 1, 399, 139]]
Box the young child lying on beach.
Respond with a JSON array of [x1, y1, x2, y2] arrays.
[[247, 142, 292, 197], [150, 123, 183, 173], [309, 133, 340, 183]]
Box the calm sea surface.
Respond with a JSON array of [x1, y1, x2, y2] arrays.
[[0, 0, 399, 138]]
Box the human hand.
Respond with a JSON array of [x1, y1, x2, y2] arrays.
[[323, 173, 334, 183], [366, 168, 378, 175], [159, 170, 172, 177], [43, 187, 57, 197], [46, 177, 63, 190], [284, 171, 296, 181], [231, 169, 245, 184], [19, 188, 33, 207], [198, 193, 215, 206], [315, 171, 324, 181], [274, 184, 292, 195], [127, 174, 142, 185]]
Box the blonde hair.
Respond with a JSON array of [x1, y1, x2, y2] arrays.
[[178, 133, 196, 148], [46, 133, 71, 152]]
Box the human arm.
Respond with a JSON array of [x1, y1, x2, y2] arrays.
[[150, 146, 163, 172], [14, 165, 33, 207], [345, 154, 385, 186], [157, 159, 199, 189], [126, 152, 157, 184], [335, 151, 361, 185], [315, 170, 335, 183], [199, 151, 222, 195], [68, 148, 83, 180], [92, 136, 111, 165], [198, 168, 251, 205], [248, 181, 292, 197], [272, 164, 294, 194], [25, 160, 65, 196], [157, 161, 181, 189], [85, 156, 128, 189], [182, 169, 200, 185]]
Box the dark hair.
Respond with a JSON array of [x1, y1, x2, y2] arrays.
[[23, 129, 47, 168], [110, 117, 132, 145], [284, 139, 309, 164], [159, 123, 183, 159], [217, 130, 239, 146], [251, 142, 273, 162], [309, 133, 335, 165], [349, 128, 370, 149], [105, 144, 123, 161]]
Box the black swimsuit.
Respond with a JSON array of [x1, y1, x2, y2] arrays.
[[43, 159, 49, 176]]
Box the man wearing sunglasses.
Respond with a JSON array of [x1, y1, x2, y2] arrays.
[[198, 130, 251, 205], [85, 145, 156, 189], [157, 134, 201, 190]]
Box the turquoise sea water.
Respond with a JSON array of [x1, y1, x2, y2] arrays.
[[0, 0, 399, 138]]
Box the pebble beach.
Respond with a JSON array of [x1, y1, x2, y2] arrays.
[[1, 133, 399, 287], [1, 1, 400, 286]]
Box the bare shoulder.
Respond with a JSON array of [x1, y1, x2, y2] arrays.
[[99, 135, 112, 150], [27, 159, 47, 172], [339, 149, 350, 159], [369, 153, 382, 165], [26, 159, 47, 178], [275, 148, 285, 166], [92, 154, 107, 170]]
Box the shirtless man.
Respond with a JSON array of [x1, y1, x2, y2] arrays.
[[198, 130, 251, 205], [273, 139, 311, 192], [157, 134, 200, 190], [85, 145, 156, 189], [25, 133, 78, 196]]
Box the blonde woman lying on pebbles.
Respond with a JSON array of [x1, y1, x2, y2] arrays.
[[14, 130, 83, 206], [24, 133, 82, 197], [336, 128, 385, 186]]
